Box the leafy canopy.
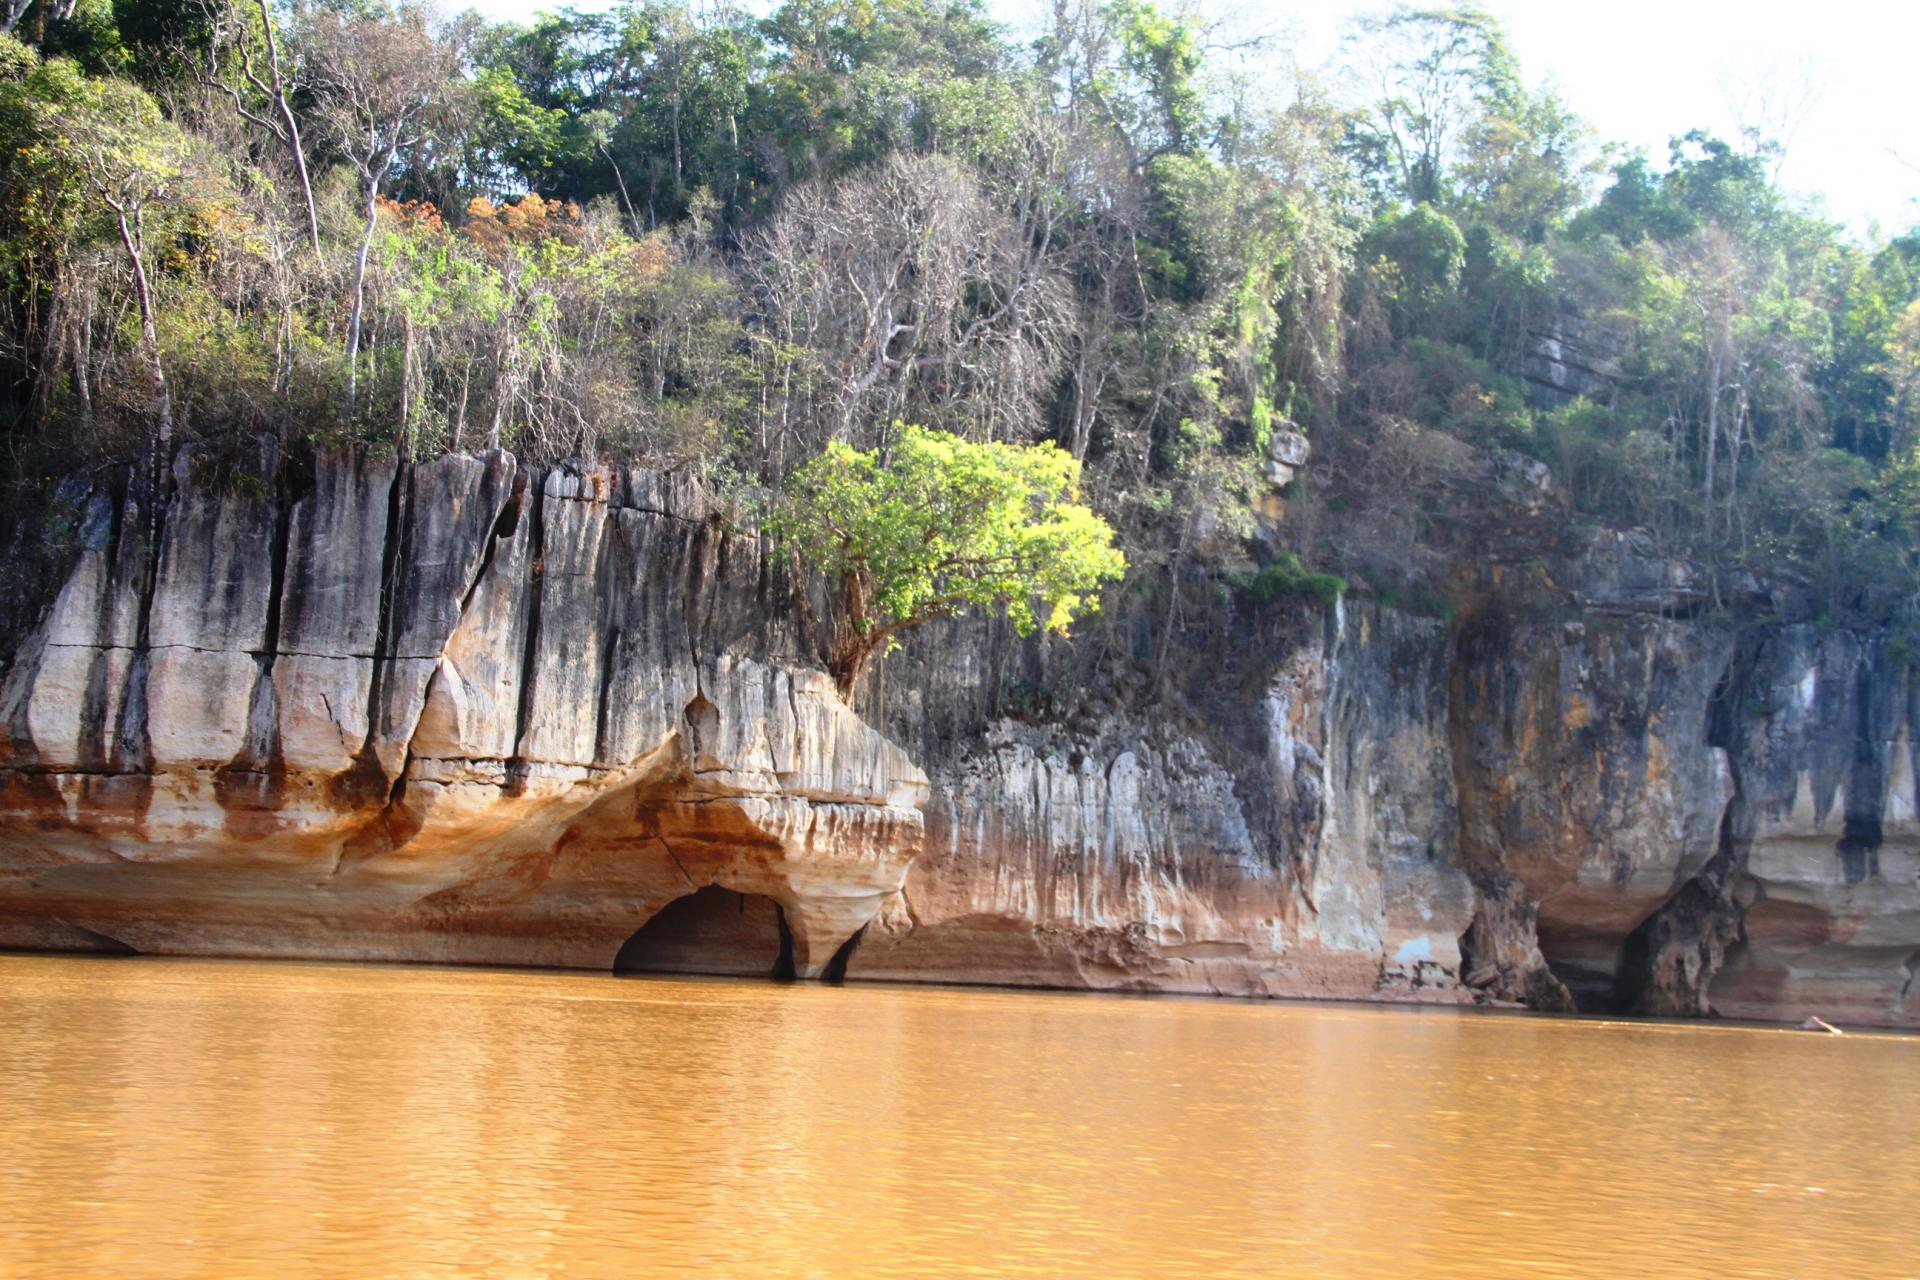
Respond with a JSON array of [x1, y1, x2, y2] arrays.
[[768, 424, 1126, 686]]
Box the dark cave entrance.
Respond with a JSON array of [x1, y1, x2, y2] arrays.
[[613, 885, 796, 979]]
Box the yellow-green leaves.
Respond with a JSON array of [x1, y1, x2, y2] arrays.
[[28, 55, 186, 203], [769, 424, 1125, 688]]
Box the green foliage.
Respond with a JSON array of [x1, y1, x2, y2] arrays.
[[1108, 0, 1205, 155], [28, 55, 187, 193], [32, 0, 125, 74], [1, 0, 1919, 648], [1230, 551, 1346, 608], [1570, 154, 1693, 246], [1362, 204, 1467, 330], [1454, 83, 1589, 241], [109, 0, 216, 84], [468, 64, 577, 194], [359, 193, 748, 461], [1533, 399, 1650, 517], [1343, 5, 1520, 207], [767, 424, 1126, 685], [1820, 235, 1920, 459], [1390, 338, 1533, 448]]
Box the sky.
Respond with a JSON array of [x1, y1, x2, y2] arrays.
[[463, 0, 1920, 237]]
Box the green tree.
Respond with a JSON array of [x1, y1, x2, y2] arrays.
[[768, 423, 1126, 692], [1454, 82, 1588, 240], [1571, 153, 1692, 246], [1108, 0, 1205, 160], [1343, 4, 1519, 207], [1822, 234, 1920, 459], [1360, 201, 1466, 333], [754, 0, 1003, 194]]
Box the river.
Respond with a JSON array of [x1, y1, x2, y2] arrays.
[[1, 953, 1914, 1278]]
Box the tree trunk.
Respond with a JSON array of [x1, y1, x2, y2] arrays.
[[398, 309, 414, 456], [453, 358, 471, 453], [344, 168, 385, 414], [488, 319, 515, 451], [1702, 340, 1722, 524], [601, 143, 639, 234], [829, 632, 871, 700], [254, 0, 324, 266], [70, 289, 93, 422], [830, 569, 875, 698], [275, 276, 294, 403], [670, 90, 683, 188], [1069, 319, 1109, 462], [1727, 382, 1749, 540], [281, 110, 324, 263], [727, 112, 740, 210], [114, 203, 173, 447]]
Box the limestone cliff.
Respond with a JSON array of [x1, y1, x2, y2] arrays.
[[2, 448, 1917, 1026], [850, 601, 1475, 1004], [0, 447, 924, 975]]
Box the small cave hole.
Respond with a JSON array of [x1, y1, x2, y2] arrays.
[[683, 695, 720, 755], [492, 476, 527, 539]]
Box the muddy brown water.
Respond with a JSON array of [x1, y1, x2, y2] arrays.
[[1, 953, 1915, 1278]]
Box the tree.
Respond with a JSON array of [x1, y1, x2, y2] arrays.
[[1107, 0, 1206, 162], [1822, 235, 1920, 459], [1360, 201, 1466, 332], [0, 1, 51, 38], [36, 61, 187, 445], [1454, 82, 1588, 240], [748, 153, 1071, 462], [767, 423, 1126, 692], [1571, 153, 1693, 246], [300, 2, 463, 412], [199, 0, 323, 264], [756, 0, 1004, 187], [1343, 5, 1518, 207], [469, 2, 757, 222], [1886, 296, 1920, 448]]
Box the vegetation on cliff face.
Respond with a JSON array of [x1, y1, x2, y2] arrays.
[[767, 424, 1125, 691], [0, 0, 1916, 636]]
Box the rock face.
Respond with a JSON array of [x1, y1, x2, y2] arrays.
[[1701, 630, 1920, 1026], [2, 448, 1918, 1027], [1522, 315, 1627, 407], [1449, 606, 1736, 1005], [849, 603, 1476, 1003], [0, 449, 925, 976]]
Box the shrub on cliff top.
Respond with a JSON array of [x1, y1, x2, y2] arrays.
[[767, 423, 1126, 694]]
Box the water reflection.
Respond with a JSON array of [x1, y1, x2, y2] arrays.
[[1, 955, 1914, 1278]]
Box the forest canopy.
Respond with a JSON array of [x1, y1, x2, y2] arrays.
[[1, 0, 1916, 634]]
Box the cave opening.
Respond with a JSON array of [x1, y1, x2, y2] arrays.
[[613, 885, 796, 980]]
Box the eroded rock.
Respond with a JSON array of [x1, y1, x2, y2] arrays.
[[3, 448, 1920, 1025], [0, 450, 925, 977]]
